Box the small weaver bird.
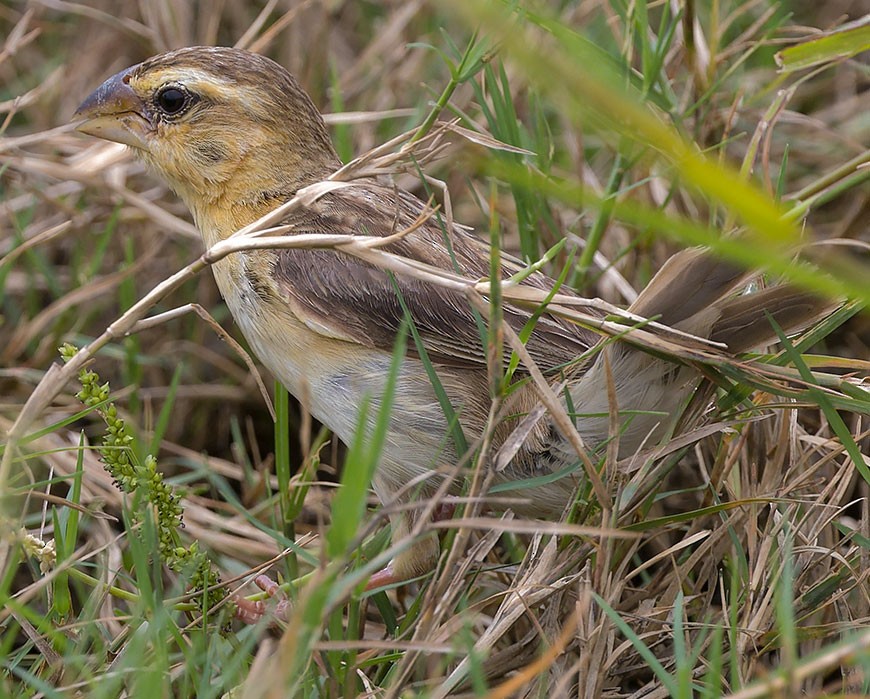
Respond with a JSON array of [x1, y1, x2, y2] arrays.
[[74, 46, 834, 590]]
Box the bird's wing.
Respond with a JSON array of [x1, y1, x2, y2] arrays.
[[267, 182, 600, 372]]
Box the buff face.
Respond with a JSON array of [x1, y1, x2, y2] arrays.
[[75, 47, 339, 240]]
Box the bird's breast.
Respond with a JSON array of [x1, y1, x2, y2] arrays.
[[208, 253, 426, 448], [208, 251, 478, 496]]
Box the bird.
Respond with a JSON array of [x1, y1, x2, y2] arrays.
[[73, 46, 835, 591]]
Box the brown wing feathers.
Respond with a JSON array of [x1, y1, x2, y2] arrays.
[[270, 183, 601, 371]]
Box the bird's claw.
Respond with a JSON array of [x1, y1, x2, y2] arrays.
[[233, 574, 290, 625]]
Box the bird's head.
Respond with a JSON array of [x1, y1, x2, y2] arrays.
[[74, 46, 340, 232]]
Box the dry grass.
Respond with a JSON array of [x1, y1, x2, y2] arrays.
[[2, 1, 869, 697]]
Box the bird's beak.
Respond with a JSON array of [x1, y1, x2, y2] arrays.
[[73, 65, 153, 151]]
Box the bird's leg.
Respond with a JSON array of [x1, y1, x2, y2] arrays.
[[234, 500, 454, 620], [232, 574, 291, 625], [365, 501, 454, 590]]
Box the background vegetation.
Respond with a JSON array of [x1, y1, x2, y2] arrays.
[[1, 0, 868, 696]]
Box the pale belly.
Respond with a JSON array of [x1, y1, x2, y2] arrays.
[[216, 259, 464, 501], [209, 255, 590, 518]]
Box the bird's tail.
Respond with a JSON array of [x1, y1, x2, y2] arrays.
[[630, 246, 840, 350], [569, 247, 839, 457]]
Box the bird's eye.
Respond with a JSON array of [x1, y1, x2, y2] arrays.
[[155, 86, 188, 115]]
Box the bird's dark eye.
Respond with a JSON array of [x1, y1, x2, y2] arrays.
[[155, 86, 188, 115]]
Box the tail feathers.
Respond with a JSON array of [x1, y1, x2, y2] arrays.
[[629, 247, 839, 351], [568, 248, 840, 458], [629, 248, 748, 328], [711, 286, 840, 353]]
